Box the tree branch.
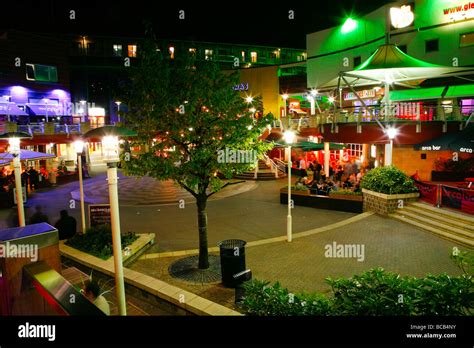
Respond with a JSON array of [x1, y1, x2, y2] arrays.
[[206, 180, 243, 198]]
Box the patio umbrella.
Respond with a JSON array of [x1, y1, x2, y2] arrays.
[[0, 149, 56, 162], [271, 140, 345, 151]]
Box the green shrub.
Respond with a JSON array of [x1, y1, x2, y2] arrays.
[[282, 185, 309, 191], [360, 165, 418, 194], [66, 224, 138, 260], [242, 250, 473, 316]]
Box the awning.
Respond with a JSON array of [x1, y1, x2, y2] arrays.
[[0, 102, 28, 116], [0, 150, 56, 162], [271, 140, 345, 151], [27, 103, 64, 116], [390, 87, 446, 102], [445, 84, 474, 98], [414, 125, 474, 152]]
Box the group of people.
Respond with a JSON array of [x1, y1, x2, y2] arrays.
[[0, 166, 48, 193], [294, 157, 368, 195]]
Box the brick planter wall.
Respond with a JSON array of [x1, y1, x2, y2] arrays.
[[362, 189, 419, 215]]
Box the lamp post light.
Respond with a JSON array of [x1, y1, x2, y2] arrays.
[[0, 132, 32, 227], [73, 140, 86, 234], [283, 130, 296, 242], [115, 101, 122, 123], [386, 127, 398, 166], [245, 96, 253, 104], [83, 126, 136, 316]]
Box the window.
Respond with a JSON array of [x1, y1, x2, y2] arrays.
[[353, 56, 361, 67], [346, 144, 363, 158], [188, 48, 196, 55], [398, 45, 407, 53], [128, 44, 137, 57], [169, 46, 175, 59], [205, 49, 213, 60], [250, 51, 257, 63], [241, 51, 246, 62], [425, 39, 439, 53], [113, 44, 122, 56], [460, 32, 474, 47], [25, 64, 58, 82]]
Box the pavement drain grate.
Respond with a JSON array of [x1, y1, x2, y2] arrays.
[[168, 255, 222, 284]]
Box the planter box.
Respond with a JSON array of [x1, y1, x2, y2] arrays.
[[329, 193, 363, 201], [280, 188, 310, 196], [362, 189, 419, 215], [280, 191, 363, 213]]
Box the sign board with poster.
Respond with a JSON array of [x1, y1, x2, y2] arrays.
[[88, 204, 111, 227]]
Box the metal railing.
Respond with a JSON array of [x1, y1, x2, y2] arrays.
[[263, 154, 284, 178]]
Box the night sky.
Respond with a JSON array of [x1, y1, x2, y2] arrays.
[[1, 0, 392, 48]]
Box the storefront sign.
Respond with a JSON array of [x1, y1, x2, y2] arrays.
[[441, 185, 474, 214], [343, 89, 376, 101], [390, 4, 415, 28], [89, 204, 111, 227], [412, 179, 438, 205], [233, 83, 249, 91], [443, 1, 474, 22]]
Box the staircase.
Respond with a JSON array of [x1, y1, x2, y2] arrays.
[[390, 202, 474, 248], [234, 159, 286, 181]]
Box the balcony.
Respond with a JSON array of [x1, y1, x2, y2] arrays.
[[1, 122, 90, 136]]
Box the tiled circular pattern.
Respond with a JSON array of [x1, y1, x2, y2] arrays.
[[168, 255, 222, 284]]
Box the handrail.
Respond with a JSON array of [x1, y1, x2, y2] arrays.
[[263, 154, 285, 178]]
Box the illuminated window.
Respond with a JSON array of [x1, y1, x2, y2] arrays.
[[169, 46, 175, 59], [113, 44, 122, 57], [205, 49, 213, 60], [460, 32, 474, 47], [425, 39, 439, 53], [241, 51, 246, 62], [128, 44, 137, 57], [250, 51, 257, 63], [189, 48, 196, 55]]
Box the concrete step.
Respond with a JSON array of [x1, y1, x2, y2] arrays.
[[402, 205, 474, 232], [410, 202, 474, 226], [393, 209, 473, 239], [390, 213, 474, 248]]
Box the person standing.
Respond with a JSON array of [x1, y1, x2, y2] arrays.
[[29, 205, 49, 224], [54, 210, 77, 240]]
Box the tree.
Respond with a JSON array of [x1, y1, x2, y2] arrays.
[[120, 41, 274, 269]]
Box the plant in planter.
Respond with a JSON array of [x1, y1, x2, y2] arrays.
[[360, 166, 419, 214], [360, 166, 418, 195], [66, 224, 138, 260]]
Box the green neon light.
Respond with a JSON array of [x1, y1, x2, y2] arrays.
[[341, 18, 357, 33]]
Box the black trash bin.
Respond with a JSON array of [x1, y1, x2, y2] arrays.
[[218, 239, 246, 288]]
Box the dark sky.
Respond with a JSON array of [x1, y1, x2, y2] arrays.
[[1, 0, 392, 48]]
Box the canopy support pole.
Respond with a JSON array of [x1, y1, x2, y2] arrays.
[[340, 75, 385, 132], [333, 75, 341, 133]]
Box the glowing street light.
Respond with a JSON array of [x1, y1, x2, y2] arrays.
[[0, 132, 32, 226], [342, 17, 357, 33], [282, 94, 289, 117], [245, 96, 253, 104], [115, 101, 122, 123], [82, 126, 137, 316], [328, 96, 335, 103], [73, 140, 86, 233], [283, 130, 296, 242]]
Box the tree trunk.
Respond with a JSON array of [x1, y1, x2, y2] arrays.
[[196, 196, 209, 269]]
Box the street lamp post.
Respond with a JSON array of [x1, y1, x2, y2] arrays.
[[115, 101, 122, 123], [102, 135, 126, 315], [73, 140, 87, 233], [44, 99, 49, 123], [283, 130, 295, 242], [10, 138, 25, 226]]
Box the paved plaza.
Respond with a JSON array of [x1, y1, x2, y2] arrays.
[[0, 169, 470, 311]]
